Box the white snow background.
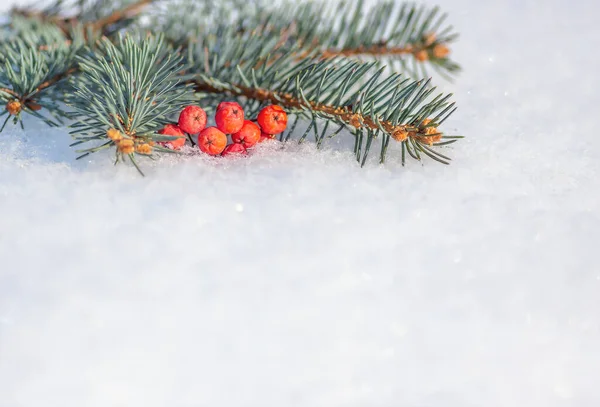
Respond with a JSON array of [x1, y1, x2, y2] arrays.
[[1, 0, 599, 406]]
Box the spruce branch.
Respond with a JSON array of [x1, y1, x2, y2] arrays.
[[1, 0, 464, 171], [188, 34, 459, 165], [11, 0, 153, 40], [0, 29, 86, 129], [148, 0, 460, 80], [142, 0, 262, 44], [89, 0, 153, 34], [1, 0, 153, 131], [275, 0, 460, 80], [155, 0, 460, 81], [67, 34, 195, 174]]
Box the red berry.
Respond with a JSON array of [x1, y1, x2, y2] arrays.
[[221, 143, 248, 157], [198, 127, 227, 156], [178, 105, 207, 134], [158, 124, 186, 150], [231, 120, 261, 149], [215, 103, 244, 134], [217, 101, 242, 112], [257, 105, 287, 135]]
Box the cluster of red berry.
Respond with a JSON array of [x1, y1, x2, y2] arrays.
[[157, 102, 288, 157]]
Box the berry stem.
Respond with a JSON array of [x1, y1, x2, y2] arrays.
[[187, 133, 197, 147]]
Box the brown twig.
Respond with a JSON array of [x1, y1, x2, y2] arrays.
[[2, 66, 78, 116], [3, 0, 153, 107], [29, 67, 79, 96], [289, 44, 419, 64], [315, 42, 451, 62], [10, 7, 60, 23], [11, 7, 73, 37], [11, 0, 153, 39], [91, 0, 154, 32], [1, 67, 79, 102], [321, 44, 414, 59], [0, 87, 20, 98], [193, 80, 439, 143], [266, 24, 451, 63]]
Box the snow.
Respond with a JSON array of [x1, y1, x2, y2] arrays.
[[1, 0, 600, 406]]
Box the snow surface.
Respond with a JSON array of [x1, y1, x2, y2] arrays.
[[1, 0, 600, 406]]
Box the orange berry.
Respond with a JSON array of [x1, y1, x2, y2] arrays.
[[257, 105, 288, 135], [231, 120, 261, 149], [432, 44, 450, 59], [6, 100, 21, 116], [117, 138, 135, 154], [391, 129, 409, 142], [107, 128, 123, 141], [414, 50, 428, 62], [120, 145, 135, 154], [117, 138, 134, 148], [178, 105, 207, 134], [347, 114, 362, 128], [215, 102, 244, 134], [198, 127, 227, 156], [158, 124, 186, 150], [135, 143, 153, 155], [221, 143, 247, 157], [422, 32, 436, 46]]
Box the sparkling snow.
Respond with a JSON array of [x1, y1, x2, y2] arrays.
[[1, 0, 599, 406]]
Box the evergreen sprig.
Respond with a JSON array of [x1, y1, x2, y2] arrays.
[[1, 0, 464, 173], [11, 0, 150, 38], [0, 24, 85, 130], [256, 0, 460, 80], [150, 0, 460, 81], [67, 34, 195, 174], [188, 32, 459, 165], [1, 0, 150, 130]]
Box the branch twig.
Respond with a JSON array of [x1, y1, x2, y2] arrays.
[[3, 1, 153, 104], [11, 0, 153, 38], [91, 0, 154, 32], [0, 87, 19, 98], [193, 80, 439, 143], [313, 42, 451, 62], [29, 67, 79, 97]]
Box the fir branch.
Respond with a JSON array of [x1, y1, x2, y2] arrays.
[[11, 0, 153, 39], [0, 87, 18, 98], [67, 34, 195, 174], [188, 34, 458, 165], [0, 29, 86, 128], [2, 0, 463, 171], [156, 0, 461, 81], [141, 0, 263, 44], [319, 45, 415, 59], [1, 0, 154, 131], [30, 66, 78, 96], [277, 0, 461, 80], [90, 0, 153, 33]]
